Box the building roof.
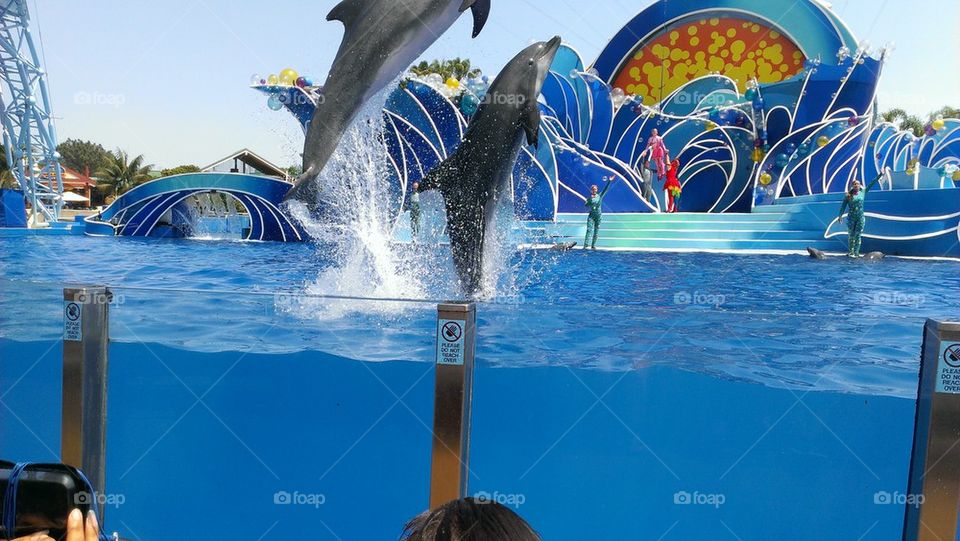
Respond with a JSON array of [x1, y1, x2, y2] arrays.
[[201, 149, 290, 180], [21, 165, 96, 190], [60, 166, 97, 189]]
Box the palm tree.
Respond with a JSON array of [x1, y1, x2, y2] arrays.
[[410, 57, 482, 81], [96, 150, 153, 199]]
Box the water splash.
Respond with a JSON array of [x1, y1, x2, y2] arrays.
[[282, 83, 546, 317]]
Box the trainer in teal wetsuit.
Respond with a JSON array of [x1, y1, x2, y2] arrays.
[[584, 177, 615, 250], [838, 173, 883, 258]]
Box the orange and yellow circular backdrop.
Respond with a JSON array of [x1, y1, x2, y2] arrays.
[[612, 17, 806, 105]]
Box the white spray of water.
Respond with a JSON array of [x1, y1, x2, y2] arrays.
[[281, 81, 546, 318]]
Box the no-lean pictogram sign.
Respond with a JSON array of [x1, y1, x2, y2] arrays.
[[936, 343, 960, 394], [437, 320, 465, 366], [64, 301, 82, 342]]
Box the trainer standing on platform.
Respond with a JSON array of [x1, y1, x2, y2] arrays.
[[584, 176, 616, 250]]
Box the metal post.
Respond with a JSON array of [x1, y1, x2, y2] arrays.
[[904, 319, 960, 541], [429, 303, 477, 509], [61, 287, 111, 502]]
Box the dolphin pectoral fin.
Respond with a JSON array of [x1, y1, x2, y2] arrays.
[[459, 0, 491, 38], [327, 0, 364, 24], [522, 105, 541, 148]]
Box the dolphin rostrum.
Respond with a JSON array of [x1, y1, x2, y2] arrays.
[[419, 36, 562, 296], [285, 0, 491, 203]]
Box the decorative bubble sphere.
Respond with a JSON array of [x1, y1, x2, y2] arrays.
[[267, 94, 284, 111], [280, 68, 299, 86]]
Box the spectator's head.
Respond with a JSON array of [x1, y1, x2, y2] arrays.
[[850, 180, 862, 195], [590, 184, 599, 196], [401, 498, 540, 541], [413, 182, 420, 192]]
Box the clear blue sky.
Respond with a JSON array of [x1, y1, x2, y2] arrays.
[[35, 0, 959, 169]]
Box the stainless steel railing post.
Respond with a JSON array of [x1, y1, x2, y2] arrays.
[[903, 319, 960, 540], [61, 286, 111, 505], [429, 303, 477, 509]]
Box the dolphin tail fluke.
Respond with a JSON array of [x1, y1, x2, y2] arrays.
[[283, 168, 318, 204], [459, 0, 491, 38]]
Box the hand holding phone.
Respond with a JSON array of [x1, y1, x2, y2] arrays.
[[5, 509, 100, 541]]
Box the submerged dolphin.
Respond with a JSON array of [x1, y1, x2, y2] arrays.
[[807, 246, 885, 260], [285, 0, 491, 203], [419, 36, 562, 296]]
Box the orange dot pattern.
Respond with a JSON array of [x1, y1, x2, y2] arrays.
[[612, 17, 806, 105]]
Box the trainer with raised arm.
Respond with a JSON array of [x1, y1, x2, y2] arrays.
[[584, 176, 616, 250], [838, 171, 886, 258]]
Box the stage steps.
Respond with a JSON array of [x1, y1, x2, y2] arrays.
[[530, 208, 846, 253]]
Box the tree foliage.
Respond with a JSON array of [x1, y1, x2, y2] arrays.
[[410, 58, 482, 81], [882, 106, 959, 137], [96, 150, 153, 198], [56, 139, 110, 176], [159, 165, 200, 178], [0, 146, 15, 190]]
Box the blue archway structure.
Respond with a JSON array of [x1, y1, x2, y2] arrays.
[[84, 173, 304, 242]]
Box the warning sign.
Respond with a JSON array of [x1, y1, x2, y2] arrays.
[[935, 343, 960, 394], [64, 301, 82, 342], [437, 319, 465, 366]]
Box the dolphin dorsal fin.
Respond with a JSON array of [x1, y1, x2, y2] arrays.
[[459, 0, 490, 38], [522, 104, 541, 149], [327, 0, 365, 25]]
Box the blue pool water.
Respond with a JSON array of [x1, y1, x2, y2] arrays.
[[1, 235, 958, 539]]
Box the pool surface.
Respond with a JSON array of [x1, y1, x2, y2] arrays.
[[1, 235, 957, 539]]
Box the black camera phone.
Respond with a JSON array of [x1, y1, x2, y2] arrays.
[[0, 460, 96, 540]]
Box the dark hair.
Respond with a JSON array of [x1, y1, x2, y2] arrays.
[[401, 498, 540, 541]]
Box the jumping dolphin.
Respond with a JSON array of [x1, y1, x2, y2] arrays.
[[285, 0, 492, 203], [419, 36, 562, 296]]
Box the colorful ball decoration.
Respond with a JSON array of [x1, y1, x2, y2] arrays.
[[460, 93, 480, 116], [924, 124, 937, 137], [267, 94, 284, 111], [847, 116, 860, 127], [817, 135, 830, 148], [798, 142, 812, 156], [752, 98, 765, 111], [280, 68, 299, 86], [775, 153, 790, 168], [751, 148, 764, 163], [759, 172, 773, 185], [267, 74, 279, 85], [932, 116, 946, 131], [744, 88, 757, 101], [952, 170, 960, 182], [295, 77, 307, 88], [250, 74, 263, 86], [705, 121, 717, 131], [445, 77, 461, 89]]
